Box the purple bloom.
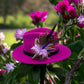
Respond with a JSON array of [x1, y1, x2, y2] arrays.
[[31, 44, 41, 54], [54, 0, 69, 13], [15, 29, 26, 40], [67, 5, 77, 18], [31, 44, 48, 59], [39, 49, 48, 59], [0, 32, 5, 40], [4, 62, 15, 73], [30, 11, 48, 25], [77, 15, 84, 28]]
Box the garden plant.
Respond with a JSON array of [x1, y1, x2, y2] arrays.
[[0, 0, 84, 84]]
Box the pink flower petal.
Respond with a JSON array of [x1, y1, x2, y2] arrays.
[[67, 5, 77, 18], [54, 0, 69, 13], [29, 11, 48, 25]]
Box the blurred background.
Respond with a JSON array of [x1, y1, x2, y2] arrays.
[[0, 0, 59, 46], [0, 0, 59, 29]]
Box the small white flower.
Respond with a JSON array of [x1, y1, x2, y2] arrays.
[[2, 43, 9, 54], [39, 49, 48, 59], [3, 43, 8, 48], [4, 62, 15, 73], [77, 15, 84, 24], [2, 48, 9, 54], [0, 32, 5, 40], [31, 44, 41, 54]]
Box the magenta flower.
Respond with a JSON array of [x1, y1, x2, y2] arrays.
[[58, 32, 61, 35], [67, 0, 72, 3], [62, 14, 70, 20], [54, 0, 69, 13], [73, 0, 81, 5], [15, 29, 26, 40], [0, 69, 6, 76], [0, 69, 2, 75], [46, 74, 53, 84], [77, 15, 84, 28], [76, 33, 80, 37], [49, 78, 53, 84], [67, 0, 81, 5], [67, 5, 77, 18], [2, 69, 6, 73], [30, 11, 48, 25]]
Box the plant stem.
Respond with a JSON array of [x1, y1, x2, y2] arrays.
[[64, 59, 82, 84], [40, 64, 47, 84]]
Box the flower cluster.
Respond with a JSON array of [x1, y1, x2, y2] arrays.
[[54, 0, 84, 28], [30, 11, 48, 26], [54, 0, 69, 14], [54, 0, 78, 19]]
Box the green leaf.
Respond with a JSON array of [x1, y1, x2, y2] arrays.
[[47, 64, 65, 78], [77, 28, 84, 41], [65, 11, 69, 16], [69, 52, 78, 59], [68, 40, 84, 55], [27, 65, 40, 84], [10, 42, 23, 50], [49, 0, 61, 5]]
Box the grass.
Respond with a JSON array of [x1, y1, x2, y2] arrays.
[[2, 30, 17, 47]]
